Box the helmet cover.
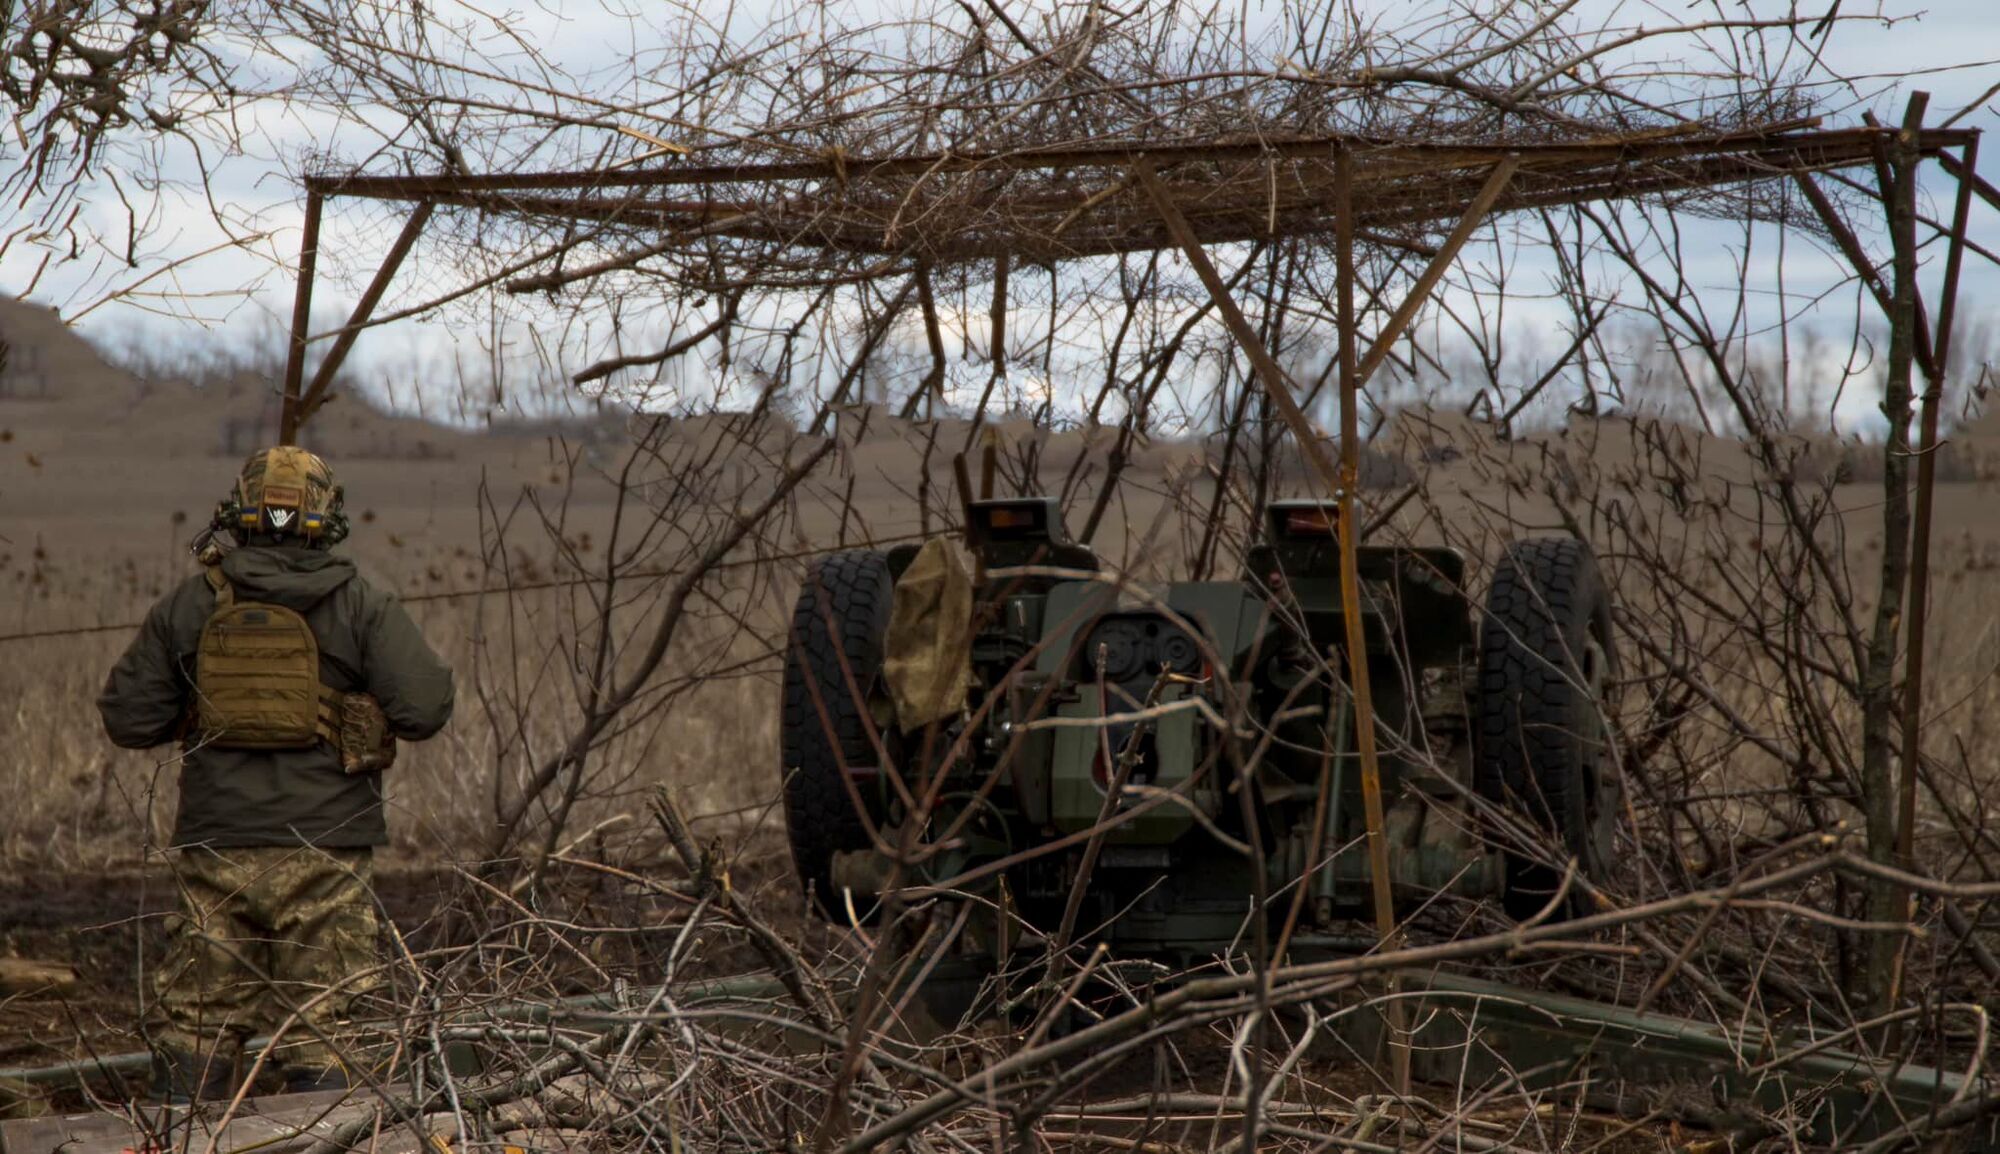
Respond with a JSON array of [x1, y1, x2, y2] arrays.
[[229, 446, 346, 544]]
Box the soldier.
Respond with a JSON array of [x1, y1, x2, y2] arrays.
[[98, 446, 453, 1101]]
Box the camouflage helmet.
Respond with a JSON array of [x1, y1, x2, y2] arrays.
[[227, 445, 347, 545]]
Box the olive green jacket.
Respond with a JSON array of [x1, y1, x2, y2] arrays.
[[98, 545, 454, 848]]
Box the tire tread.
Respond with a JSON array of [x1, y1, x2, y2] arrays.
[[780, 550, 893, 915], [1473, 537, 1611, 919]]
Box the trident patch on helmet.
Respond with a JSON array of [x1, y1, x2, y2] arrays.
[[228, 446, 348, 544]]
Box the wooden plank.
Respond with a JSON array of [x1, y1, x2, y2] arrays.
[[0, 960, 75, 998]]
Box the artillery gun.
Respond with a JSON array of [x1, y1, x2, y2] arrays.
[[780, 496, 1617, 952]]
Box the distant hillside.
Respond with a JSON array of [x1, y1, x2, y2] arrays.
[[0, 295, 625, 460], [0, 295, 630, 571]]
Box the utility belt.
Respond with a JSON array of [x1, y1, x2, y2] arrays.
[[190, 566, 397, 775]]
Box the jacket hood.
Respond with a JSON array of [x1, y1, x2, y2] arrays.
[[219, 545, 357, 610]]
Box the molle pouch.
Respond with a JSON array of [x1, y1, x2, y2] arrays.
[[194, 568, 334, 750], [339, 692, 398, 775]]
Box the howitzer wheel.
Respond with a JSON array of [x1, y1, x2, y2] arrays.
[[1475, 537, 1618, 920], [781, 549, 893, 918]]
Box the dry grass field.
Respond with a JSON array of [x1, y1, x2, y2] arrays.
[[10, 285, 2000, 897]]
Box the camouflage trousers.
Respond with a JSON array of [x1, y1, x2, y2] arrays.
[[149, 846, 380, 1077]]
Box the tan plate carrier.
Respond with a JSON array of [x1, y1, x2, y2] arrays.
[[189, 567, 398, 773]]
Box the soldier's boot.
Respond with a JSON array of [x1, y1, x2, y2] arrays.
[[149, 1048, 237, 1105]]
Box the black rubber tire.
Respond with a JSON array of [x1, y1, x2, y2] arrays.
[[781, 550, 894, 918], [1474, 537, 1617, 921]]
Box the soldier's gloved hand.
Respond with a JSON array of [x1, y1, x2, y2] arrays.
[[338, 693, 398, 775]]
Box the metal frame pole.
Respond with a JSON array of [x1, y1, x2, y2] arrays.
[[278, 190, 324, 445], [1793, 173, 1941, 382], [1332, 145, 1411, 1095], [1354, 157, 1518, 389], [1899, 134, 1977, 871], [291, 200, 435, 432]]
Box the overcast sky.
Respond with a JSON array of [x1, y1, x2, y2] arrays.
[[2, 0, 1996, 429]]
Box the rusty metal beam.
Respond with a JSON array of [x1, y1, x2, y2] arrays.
[[1134, 163, 1342, 498], [1794, 174, 1890, 309], [1793, 173, 1940, 382], [1354, 156, 1518, 389], [278, 190, 324, 445], [1332, 145, 1409, 1095], [292, 200, 435, 433], [1932, 138, 1983, 378], [1936, 148, 2000, 216], [362, 136, 1968, 278], [302, 122, 1981, 201], [1898, 134, 1979, 879]]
